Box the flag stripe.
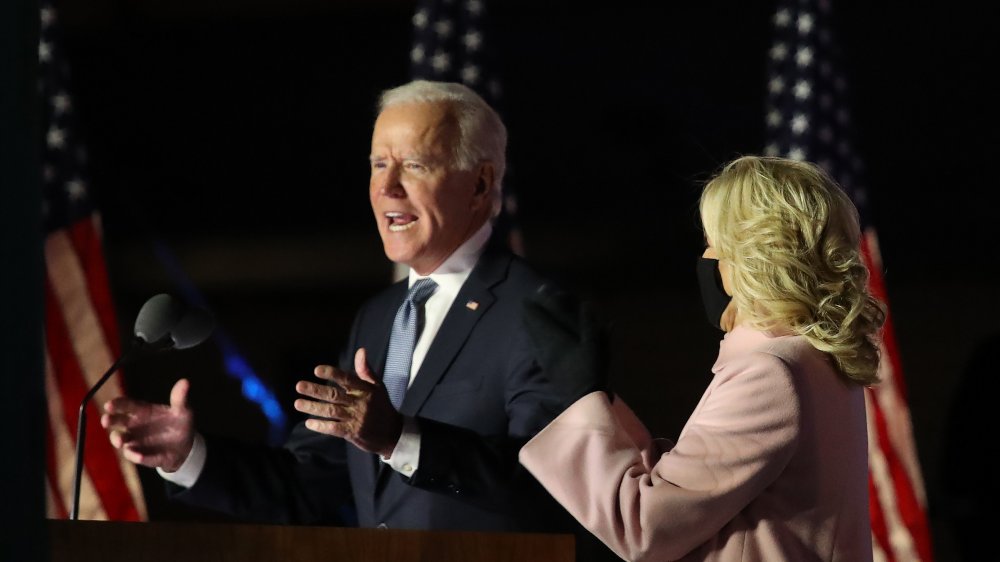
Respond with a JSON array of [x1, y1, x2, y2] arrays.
[[44, 274, 140, 521], [44, 411, 70, 519], [867, 472, 889, 562], [44, 352, 107, 520], [63, 219, 149, 517], [68, 216, 123, 362], [863, 234, 934, 562], [867, 387, 912, 561], [44, 278, 123, 519]]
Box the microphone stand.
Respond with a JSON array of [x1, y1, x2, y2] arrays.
[[70, 338, 144, 520]]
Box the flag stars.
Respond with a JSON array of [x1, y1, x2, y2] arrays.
[[434, 19, 453, 38], [412, 9, 429, 29], [819, 93, 833, 109], [797, 13, 815, 34], [774, 9, 792, 27], [766, 109, 783, 128], [52, 92, 71, 114], [770, 42, 788, 61], [463, 31, 482, 51], [431, 50, 452, 73], [39, 41, 53, 63], [461, 65, 480, 84], [791, 114, 810, 134], [795, 46, 814, 67], [465, 0, 483, 15], [41, 6, 56, 27], [793, 80, 812, 100], [411, 44, 426, 63], [819, 126, 834, 143], [43, 165, 56, 182], [768, 76, 785, 94], [787, 146, 807, 161], [47, 125, 66, 149], [764, 143, 780, 156], [66, 178, 87, 201]]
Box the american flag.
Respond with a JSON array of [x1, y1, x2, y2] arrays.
[[408, 0, 523, 257], [765, 1, 933, 560], [39, 0, 147, 521]]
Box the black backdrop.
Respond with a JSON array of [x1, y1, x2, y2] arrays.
[[49, 0, 1000, 559]]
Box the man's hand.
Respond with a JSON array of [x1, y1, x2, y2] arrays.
[[522, 285, 611, 408], [294, 348, 403, 458], [101, 378, 195, 472]]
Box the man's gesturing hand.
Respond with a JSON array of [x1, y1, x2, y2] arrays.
[[295, 348, 403, 458], [101, 378, 196, 472]]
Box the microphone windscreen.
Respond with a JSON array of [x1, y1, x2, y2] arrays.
[[171, 306, 215, 349], [134, 294, 184, 345]]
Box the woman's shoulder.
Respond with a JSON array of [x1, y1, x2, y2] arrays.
[[716, 326, 828, 378]]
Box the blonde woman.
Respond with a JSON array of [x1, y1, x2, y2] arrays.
[[520, 156, 886, 561]]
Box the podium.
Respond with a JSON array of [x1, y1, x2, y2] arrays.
[[47, 519, 575, 562]]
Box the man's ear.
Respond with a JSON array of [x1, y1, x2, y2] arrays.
[[472, 162, 495, 206], [476, 162, 495, 193]]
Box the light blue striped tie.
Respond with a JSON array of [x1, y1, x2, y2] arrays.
[[383, 278, 438, 410]]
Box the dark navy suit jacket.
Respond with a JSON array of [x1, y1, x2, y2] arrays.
[[170, 243, 574, 533]]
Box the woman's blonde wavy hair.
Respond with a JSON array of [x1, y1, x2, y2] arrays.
[[699, 156, 886, 385]]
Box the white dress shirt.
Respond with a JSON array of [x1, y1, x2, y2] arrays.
[[160, 221, 493, 487]]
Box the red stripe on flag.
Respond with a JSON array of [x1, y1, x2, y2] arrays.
[[68, 218, 123, 361], [44, 419, 70, 520], [861, 235, 934, 561], [44, 280, 140, 521]]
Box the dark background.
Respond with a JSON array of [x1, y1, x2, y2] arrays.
[[50, 0, 998, 560]]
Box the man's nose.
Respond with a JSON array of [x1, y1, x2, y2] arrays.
[[378, 168, 406, 198]]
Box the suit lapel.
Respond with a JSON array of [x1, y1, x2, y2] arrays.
[[398, 249, 510, 417]]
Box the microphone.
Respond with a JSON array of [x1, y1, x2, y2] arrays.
[[70, 293, 214, 520]]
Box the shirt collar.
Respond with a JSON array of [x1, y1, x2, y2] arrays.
[[408, 221, 493, 294]]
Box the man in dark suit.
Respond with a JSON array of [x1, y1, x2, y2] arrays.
[[100, 80, 572, 533]]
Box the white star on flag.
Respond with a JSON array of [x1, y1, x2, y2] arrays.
[[431, 51, 451, 72], [413, 10, 429, 28], [793, 80, 812, 100]]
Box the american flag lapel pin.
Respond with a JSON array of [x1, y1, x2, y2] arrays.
[[465, 300, 479, 311]]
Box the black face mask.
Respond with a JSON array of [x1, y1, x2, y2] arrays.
[[696, 257, 732, 331]]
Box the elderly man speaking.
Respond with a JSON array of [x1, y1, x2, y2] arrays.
[[101, 80, 577, 533]]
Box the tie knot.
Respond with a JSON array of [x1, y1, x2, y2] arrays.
[[407, 278, 438, 305]]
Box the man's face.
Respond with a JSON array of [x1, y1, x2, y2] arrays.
[[369, 102, 492, 275]]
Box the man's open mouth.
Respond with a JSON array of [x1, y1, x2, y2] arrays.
[[385, 211, 418, 232]]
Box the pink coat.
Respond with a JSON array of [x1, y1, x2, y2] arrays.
[[519, 326, 872, 561]]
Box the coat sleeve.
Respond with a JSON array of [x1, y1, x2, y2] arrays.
[[404, 324, 566, 512], [519, 352, 801, 562]]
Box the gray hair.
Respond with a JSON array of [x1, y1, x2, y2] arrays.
[[378, 80, 507, 217]]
